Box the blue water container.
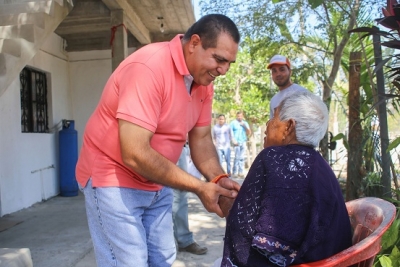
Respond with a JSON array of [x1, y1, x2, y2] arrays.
[[59, 120, 79, 197]]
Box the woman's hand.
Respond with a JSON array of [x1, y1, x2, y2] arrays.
[[216, 178, 240, 217]]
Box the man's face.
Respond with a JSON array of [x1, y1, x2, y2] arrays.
[[270, 64, 291, 89], [187, 33, 238, 86], [236, 113, 243, 122], [218, 116, 225, 125]]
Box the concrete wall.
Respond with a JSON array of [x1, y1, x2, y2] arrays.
[[0, 33, 115, 216], [0, 30, 138, 215], [68, 50, 112, 151], [0, 33, 70, 215]]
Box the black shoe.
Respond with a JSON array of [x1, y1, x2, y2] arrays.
[[178, 242, 208, 255]]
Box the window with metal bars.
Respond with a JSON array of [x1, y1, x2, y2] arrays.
[[20, 67, 49, 133]]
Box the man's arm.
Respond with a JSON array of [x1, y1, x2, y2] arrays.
[[230, 123, 238, 145], [245, 122, 251, 136], [227, 125, 233, 141], [188, 125, 241, 216], [119, 119, 237, 217], [188, 125, 224, 181]]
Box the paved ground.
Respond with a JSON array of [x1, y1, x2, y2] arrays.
[[0, 177, 244, 267]]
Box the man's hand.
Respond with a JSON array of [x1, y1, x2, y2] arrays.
[[217, 177, 241, 192], [196, 180, 239, 218]]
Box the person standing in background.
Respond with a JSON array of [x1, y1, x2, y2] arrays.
[[213, 114, 232, 176], [173, 144, 208, 255], [267, 54, 308, 118], [230, 111, 251, 178]]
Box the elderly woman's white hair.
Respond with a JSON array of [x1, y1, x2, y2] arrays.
[[278, 91, 328, 148]]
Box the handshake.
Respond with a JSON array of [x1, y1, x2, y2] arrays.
[[214, 176, 240, 218]]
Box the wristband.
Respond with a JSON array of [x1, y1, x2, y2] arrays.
[[211, 174, 229, 184]]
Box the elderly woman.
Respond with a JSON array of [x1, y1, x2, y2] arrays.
[[220, 91, 352, 267]]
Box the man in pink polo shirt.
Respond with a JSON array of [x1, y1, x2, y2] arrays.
[[76, 14, 241, 267]]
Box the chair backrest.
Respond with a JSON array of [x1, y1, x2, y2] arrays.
[[292, 197, 397, 267]]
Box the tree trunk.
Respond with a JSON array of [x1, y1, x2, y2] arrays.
[[373, 34, 391, 198], [346, 52, 363, 201], [320, 0, 360, 162]]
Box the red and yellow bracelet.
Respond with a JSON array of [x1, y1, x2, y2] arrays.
[[211, 174, 229, 184]]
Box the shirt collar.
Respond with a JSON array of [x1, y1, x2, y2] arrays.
[[169, 34, 190, 76]]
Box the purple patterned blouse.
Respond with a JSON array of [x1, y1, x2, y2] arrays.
[[221, 145, 352, 267]]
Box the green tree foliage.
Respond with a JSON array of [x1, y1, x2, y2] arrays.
[[350, 0, 400, 157], [348, 0, 400, 200], [200, 0, 383, 160], [374, 210, 400, 267], [212, 39, 270, 126]]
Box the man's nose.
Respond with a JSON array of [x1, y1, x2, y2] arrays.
[[217, 63, 230, 75]]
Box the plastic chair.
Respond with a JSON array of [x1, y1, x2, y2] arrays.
[[292, 197, 397, 267]]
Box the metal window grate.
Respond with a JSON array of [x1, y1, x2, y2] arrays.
[[20, 67, 49, 133]]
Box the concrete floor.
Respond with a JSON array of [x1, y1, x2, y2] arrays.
[[0, 177, 245, 267]]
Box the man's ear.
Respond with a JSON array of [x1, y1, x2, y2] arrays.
[[189, 34, 201, 52]]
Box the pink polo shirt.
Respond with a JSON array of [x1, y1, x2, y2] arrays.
[[76, 35, 213, 191]]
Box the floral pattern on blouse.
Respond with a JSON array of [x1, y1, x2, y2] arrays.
[[251, 233, 298, 267]]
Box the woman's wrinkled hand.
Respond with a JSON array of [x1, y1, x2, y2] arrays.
[[216, 177, 240, 217]]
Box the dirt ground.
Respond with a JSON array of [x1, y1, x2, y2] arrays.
[[172, 177, 244, 267]]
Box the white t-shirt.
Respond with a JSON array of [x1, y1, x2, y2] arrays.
[[269, 83, 308, 118]]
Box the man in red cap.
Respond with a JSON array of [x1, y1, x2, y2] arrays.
[[267, 54, 308, 118]]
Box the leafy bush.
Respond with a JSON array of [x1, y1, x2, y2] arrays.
[[374, 204, 400, 267]]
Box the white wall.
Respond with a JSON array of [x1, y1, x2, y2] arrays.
[[0, 79, 58, 216], [68, 50, 112, 151], [0, 33, 71, 215], [0, 32, 131, 216]]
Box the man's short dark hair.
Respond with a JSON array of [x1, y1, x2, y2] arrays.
[[183, 14, 240, 49], [218, 114, 225, 118]]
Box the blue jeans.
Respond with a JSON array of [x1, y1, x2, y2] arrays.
[[81, 179, 176, 267], [233, 143, 246, 174], [217, 147, 231, 174], [172, 189, 194, 248]]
